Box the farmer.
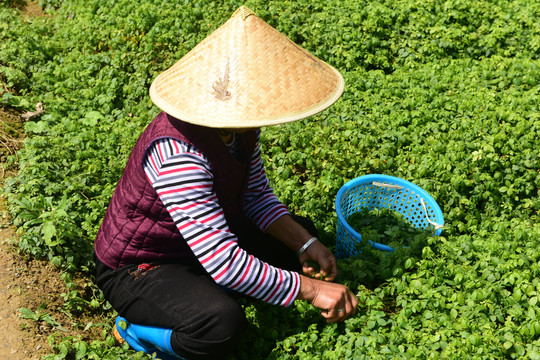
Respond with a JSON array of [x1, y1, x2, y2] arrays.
[[94, 6, 357, 360]]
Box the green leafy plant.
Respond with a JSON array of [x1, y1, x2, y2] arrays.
[[19, 303, 68, 332], [1, 0, 539, 358], [346, 207, 433, 247], [1, 91, 30, 108]]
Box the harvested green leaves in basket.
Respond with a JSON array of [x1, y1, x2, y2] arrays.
[[346, 207, 434, 248]]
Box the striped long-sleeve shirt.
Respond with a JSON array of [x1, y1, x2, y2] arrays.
[[142, 133, 300, 307]]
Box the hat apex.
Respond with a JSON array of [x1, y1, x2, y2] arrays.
[[232, 5, 256, 20]]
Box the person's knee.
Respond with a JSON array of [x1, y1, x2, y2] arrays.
[[171, 298, 247, 359], [206, 297, 247, 342]]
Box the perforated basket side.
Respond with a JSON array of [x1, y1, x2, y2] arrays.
[[335, 174, 444, 258], [335, 214, 356, 259]]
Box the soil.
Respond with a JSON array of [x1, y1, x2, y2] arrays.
[[0, 110, 108, 359], [0, 107, 59, 360], [0, 4, 106, 358], [0, 223, 63, 360]]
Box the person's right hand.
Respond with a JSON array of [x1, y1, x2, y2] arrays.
[[298, 239, 338, 282], [296, 275, 358, 322]]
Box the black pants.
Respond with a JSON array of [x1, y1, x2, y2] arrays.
[[95, 216, 317, 360]]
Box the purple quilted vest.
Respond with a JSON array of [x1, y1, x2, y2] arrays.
[[94, 112, 257, 269]]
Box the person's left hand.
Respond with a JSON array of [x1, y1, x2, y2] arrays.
[[298, 240, 337, 281]]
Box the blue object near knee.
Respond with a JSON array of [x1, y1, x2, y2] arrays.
[[115, 316, 185, 360]]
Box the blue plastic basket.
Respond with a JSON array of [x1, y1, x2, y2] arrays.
[[335, 174, 444, 259]]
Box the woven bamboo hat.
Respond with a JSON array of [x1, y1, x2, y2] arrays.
[[149, 6, 344, 128]]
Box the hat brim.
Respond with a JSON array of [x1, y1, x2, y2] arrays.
[[149, 6, 345, 128]]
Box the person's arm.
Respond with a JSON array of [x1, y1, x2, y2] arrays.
[[243, 138, 290, 230], [296, 274, 358, 323], [242, 136, 357, 322], [143, 138, 300, 307], [242, 137, 337, 279], [264, 214, 337, 281], [262, 215, 358, 320], [264, 214, 357, 322]]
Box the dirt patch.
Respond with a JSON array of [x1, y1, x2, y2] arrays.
[[20, 0, 46, 18], [0, 106, 107, 359], [0, 234, 59, 359], [0, 224, 104, 360], [0, 106, 52, 359], [0, 223, 108, 360], [7, 0, 47, 18], [0, 107, 23, 176]]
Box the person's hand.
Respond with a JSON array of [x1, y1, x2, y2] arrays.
[[297, 275, 358, 322], [298, 239, 338, 281]]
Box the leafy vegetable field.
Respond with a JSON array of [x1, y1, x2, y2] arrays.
[[1, 0, 539, 358]]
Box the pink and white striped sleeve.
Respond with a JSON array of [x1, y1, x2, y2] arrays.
[[243, 140, 290, 231], [143, 138, 300, 306]]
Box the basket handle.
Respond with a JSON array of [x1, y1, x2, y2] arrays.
[[372, 181, 443, 231], [420, 198, 444, 231], [372, 181, 403, 189]]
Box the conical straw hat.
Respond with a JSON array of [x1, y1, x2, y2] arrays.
[[150, 6, 344, 128]]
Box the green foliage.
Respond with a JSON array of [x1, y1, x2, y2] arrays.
[[346, 207, 433, 246], [1, 0, 539, 358], [19, 303, 68, 332], [44, 331, 152, 360], [1, 91, 30, 108]]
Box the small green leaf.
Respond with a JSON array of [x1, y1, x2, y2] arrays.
[[82, 111, 104, 126], [51, 256, 62, 267], [18, 308, 37, 320], [405, 258, 414, 269], [75, 341, 87, 359], [42, 221, 57, 246]]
